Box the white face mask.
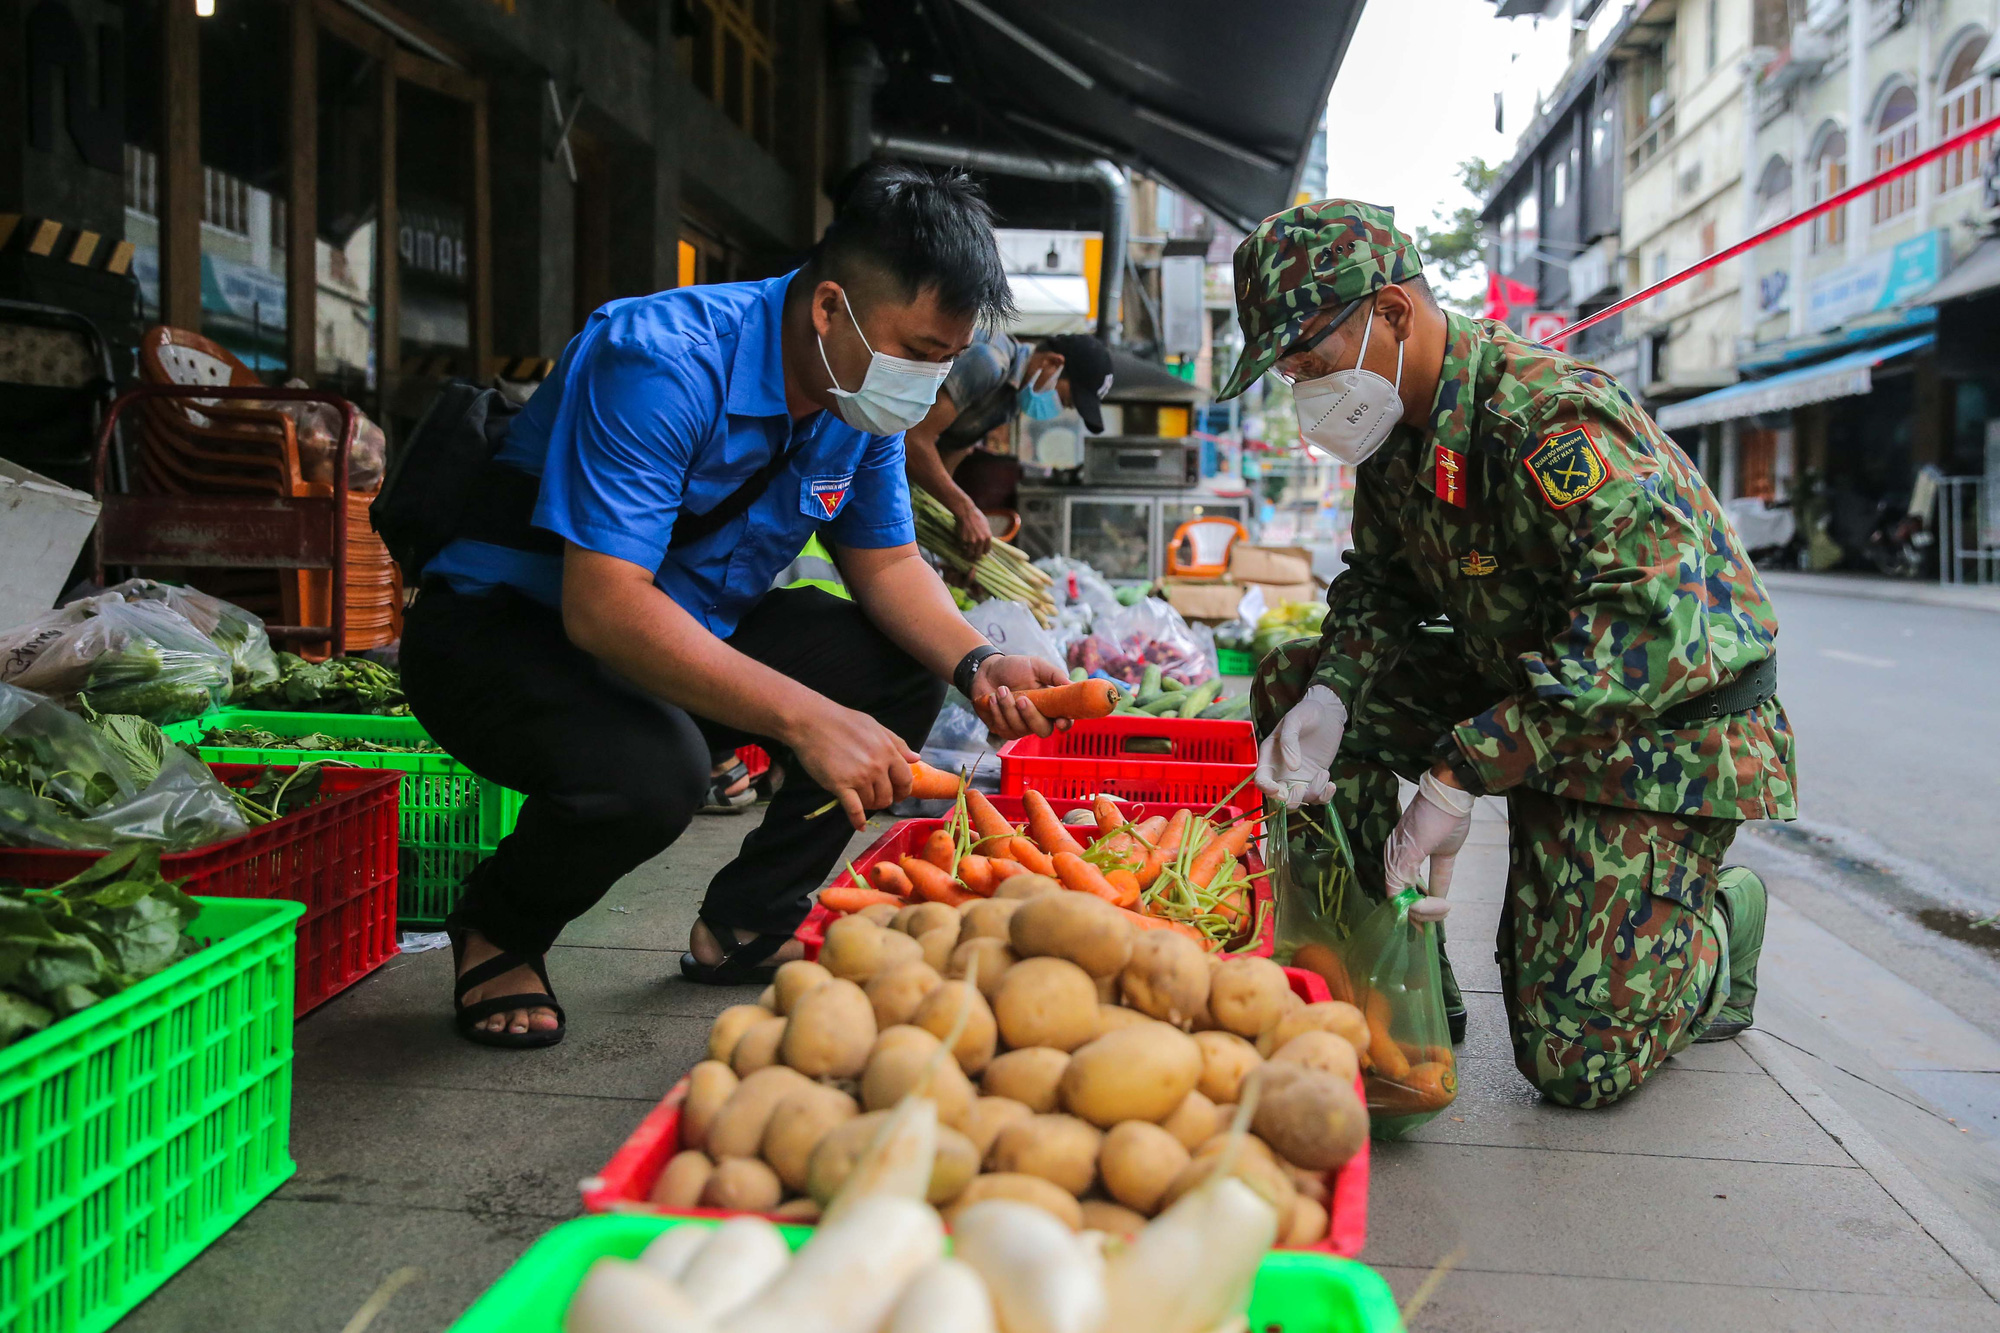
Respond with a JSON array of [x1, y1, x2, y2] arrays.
[[1291, 302, 1405, 466], [818, 290, 953, 434]]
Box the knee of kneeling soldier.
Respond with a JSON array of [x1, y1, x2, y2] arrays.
[[1516, 1022, 1665, 1110]]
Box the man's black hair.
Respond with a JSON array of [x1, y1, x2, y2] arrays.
[[806, 161, 1016, 323]]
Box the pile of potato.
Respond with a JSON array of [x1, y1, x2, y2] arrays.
[[651, 874, 1370, 1246]]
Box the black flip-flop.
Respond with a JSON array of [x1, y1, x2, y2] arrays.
[[679, 910, 794, 985], [450, 932, 566, 1048], [700, 758, 757, 815]]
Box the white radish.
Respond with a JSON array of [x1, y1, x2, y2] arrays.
[[886, 1257, 999, 1333], [728, 1194, 946, 1333], [637, 1225, 714, 1283], [563, 1257, 712, 1333], [676, 1215, 791, 1318], [951, 1200, 1107, 1333]]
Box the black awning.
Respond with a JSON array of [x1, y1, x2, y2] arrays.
[[859, 0, 1368, 231]]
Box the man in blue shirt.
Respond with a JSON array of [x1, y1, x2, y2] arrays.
[[401, 166, 1068, 1047]]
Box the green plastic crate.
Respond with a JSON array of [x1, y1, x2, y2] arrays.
[[161, 710, 525, 928], [1218, 646, 1257, 676], [0, 896, 303, 1333], [447, 1213, 1405, 1333]]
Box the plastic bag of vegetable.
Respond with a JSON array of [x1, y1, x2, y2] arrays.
[[1322, 886, 1457, 1139], [1251, 599, 1327, 662], [101, 578, 280, 692], [0, 595, 233, 723], [1065, 597, 1215, 691], [231, 651, 406, 714], [0, 683, 247, 851]]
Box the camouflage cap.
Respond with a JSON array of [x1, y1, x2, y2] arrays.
[[1216, 199, 1424, 401]]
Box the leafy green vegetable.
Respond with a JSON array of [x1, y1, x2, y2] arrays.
[[232, 653, 408, 715], [198, 727, 439, 755]]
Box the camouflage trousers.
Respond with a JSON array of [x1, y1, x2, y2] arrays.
[[1253, 633, 1735, 1109]]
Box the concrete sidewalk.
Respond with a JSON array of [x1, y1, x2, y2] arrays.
[[118, 801, 2000, 1331], [1758, 570, 2000, 615]]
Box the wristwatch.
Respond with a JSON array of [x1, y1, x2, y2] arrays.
[[1432, 735, 1488, 798], [954, 645, 1005, 699]]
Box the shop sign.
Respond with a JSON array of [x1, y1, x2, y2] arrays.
[[1523, 311, 1568, 344], [1759, 268, 1790, 315], [202, 253, 286, 329], [1806, 229, 1949, 332], [399, 205, 467, 285]]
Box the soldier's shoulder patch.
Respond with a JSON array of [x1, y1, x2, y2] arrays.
[[1523, 426, 1608, 509]]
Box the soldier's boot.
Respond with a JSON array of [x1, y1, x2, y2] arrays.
[[1436, 922, 1466, 1044], [1696, 866, 1767, 1043]]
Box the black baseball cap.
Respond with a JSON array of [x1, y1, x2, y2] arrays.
[[1042, 333, 1113, 434]]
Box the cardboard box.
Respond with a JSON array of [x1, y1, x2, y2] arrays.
[[1228, 543, 1313, 587], [1161, 579, 1244, 623]]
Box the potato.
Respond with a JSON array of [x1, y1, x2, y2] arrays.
[[1193, 1030, 1264, 1104], [913, 980, 998, 1076], [771, 1196, 823, 1222], [992, 957, 1100, 1052], [981, 1047, 1071, 1113], [1060, 1021, 1204, 1127], [1096, 1003, 1147, 1034], [1258, 1001, 1370, 1060], [731, 1015, 788, 1076], [1079, 1199, 1148, 1239], [1285, 1195, 1330, 1246], [702, 1156, 783, 1211], [1161, 1144, 1296, 1218], [1208, 957, 1292, 1038], [917, 927, 957, 973], [1119, 931, 1213, 1028], [929, 1126, 980, 1205], [1251, 1065, 1369, 1171], [820, 916, 914, 982], [1270, 1031, 1360, 1085], [857, 903, 900, 927], [865, 959, 943, 1029], [805, 1111, 969, 1205], [965, 1095, 1035, 1160], [944, 1172, 1084, 1230], [860, 1025, 975, 1128], [959, 898, 1022, 944], [680, 1060, 738, 1152], [895, 902, 960, 939], [989, 1113, 1103, 1196], [1099, 1120, 1190, 1215], [706, 1064, 811, 1159], [994, 873, 1063, 900], [1161, 1089, 1223, 1151], [647, 1150, 712, 1208], [1010, 893, 1134, 978], [772, 960, 834, 1015], [709, 1003, 774, 1065], [949, 937, 1017, 999], [1284, 1159, 1329, 1204], [761, 1082, 859, 1192], [780, 978, 876, 1078]]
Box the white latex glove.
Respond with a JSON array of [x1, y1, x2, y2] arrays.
[[1255, 685, 1348, 810], [1383, 769, 1476, 921]]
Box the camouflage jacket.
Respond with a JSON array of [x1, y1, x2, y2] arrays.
[[1312, 312, 1798, 821]]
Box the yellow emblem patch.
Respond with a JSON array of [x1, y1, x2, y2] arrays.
[[1524, 427, 1608, 509], [1458, 549, 1498, 576]]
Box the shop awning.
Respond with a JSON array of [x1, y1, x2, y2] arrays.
[[1922, 236, 2000, 305], [1654, 334, 1934, 431]]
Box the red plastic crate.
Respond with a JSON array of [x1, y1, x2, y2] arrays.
[[801, 799, 1269, 957], [737, 745, 772, 780], [579, 966, 1368, 1258], [998, 716, 1257, 805], [0, 763, 399, 1015]]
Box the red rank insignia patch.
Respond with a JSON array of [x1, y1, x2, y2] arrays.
[[1434, 446, 1468, 508]]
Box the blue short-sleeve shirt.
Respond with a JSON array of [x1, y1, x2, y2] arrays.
[[424, 271, 915, 637]]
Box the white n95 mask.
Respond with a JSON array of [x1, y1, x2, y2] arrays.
[[818, 289, 953, 434], [1291, 301, 1405, 465]]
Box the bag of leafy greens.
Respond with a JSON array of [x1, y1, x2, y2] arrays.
[[0, 595, 232, 724], [102, 579, 280, 692]]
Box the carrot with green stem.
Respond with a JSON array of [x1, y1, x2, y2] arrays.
[[1137, 809, 1193, 890], [1187, 821, 1257, 890], [821, 884, 906, 914], [987, 857, 1031, 882], [804, 759, 965, 820], [900, 855, 976, 906], [1022, 789, 1086, 857], [1007, 836, 1057, 877], [1052, 851, 1135, 907], [965, 789, 1017, 844], [956, 853, 998, 897], [867, 861, 914, 898]]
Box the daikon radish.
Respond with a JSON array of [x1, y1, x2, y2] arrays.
[[727, 1195, 945, 1333], [637, 1225, 713, 1283], [886, 1257, 999, 1333], [951, 1199, 1108, 1333], [564, 1258, 710, 1333], [677, 1216, 791, 1319]]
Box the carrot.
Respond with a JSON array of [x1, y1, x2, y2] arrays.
[[1115, 905, 1208, 942], [901, 855, 976, 907], [987, 857, 1030, 882], [920, 828, 957, 871], [1019, 679, 1120, 720], [867, 861, 914, 899], [1132, 815, 1168, 844], [1103, 868, 1142, 909], [1091, 795, 1125, 835], [965, 789, 1016, 843], [1290, 942, 1354, 1005], [1008, 837, 1056, 877], [1138, 809, 1192, 889], [1023, 790, 1086, 857], [906, 761, 965, 800], [1188, 821, 1256, 889], [1052, 851, 1125, 905], [821, 884, 906, 914], [1361, 990, 1411, 1080], [956, 853, 998, 898]]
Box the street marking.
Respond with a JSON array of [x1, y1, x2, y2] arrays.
[[1819, 648, 1897, 668]]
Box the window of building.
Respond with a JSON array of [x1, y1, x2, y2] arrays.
[[1755, 154, 1794, 229], [1872, 84, 1919, 222], [680, 0, 777, 150], [1938, 33, 1995, 193], [1502, 208, 1518, 271], [1706, 0, 1720, 71], [1697, 218, 1718, 293], [1552, 158, 1569, 209], [1809, 125, 1848, 252], [1651, 249, 1669, 313], [1592, 104, 1612, 162]]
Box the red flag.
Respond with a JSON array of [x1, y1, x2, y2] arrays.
[[1482, 270, 1539, 322]]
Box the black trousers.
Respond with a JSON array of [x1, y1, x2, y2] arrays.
[[399, 584, 945, 959]]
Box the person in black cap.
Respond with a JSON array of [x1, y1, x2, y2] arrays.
[[903, 330, 1114, 557]]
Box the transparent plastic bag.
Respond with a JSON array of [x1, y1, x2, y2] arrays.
[[100, 579, 280, 692], [1064, 596, 1216, 690], [1, 597, 235, 724], [1033, 555, 1122, 626], [963, 597, 1067, 669], [266, 379, 387, 491]]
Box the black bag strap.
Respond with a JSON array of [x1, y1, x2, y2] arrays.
[[666, 430, 811, 550]]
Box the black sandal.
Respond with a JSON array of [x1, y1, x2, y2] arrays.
[[450, 931, 567, 1049], [700, 758, 757, 815], [679, 910, 795, 985]]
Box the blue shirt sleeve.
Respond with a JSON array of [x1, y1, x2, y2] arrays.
[[531, 325, 723, 571], [826, 430, 916, 549]]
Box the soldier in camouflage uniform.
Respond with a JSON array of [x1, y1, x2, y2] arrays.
[[1222, 201, 1797, 1109]]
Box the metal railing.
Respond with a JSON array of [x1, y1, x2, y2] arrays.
[[1937, 475, 2000, 586]]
